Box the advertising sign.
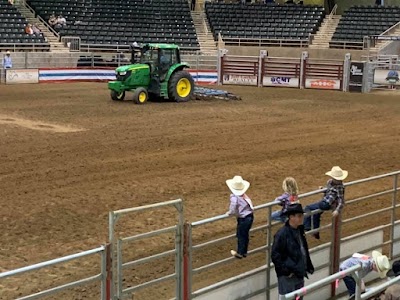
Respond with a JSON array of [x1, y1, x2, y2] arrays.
[[374, 69, 400, 86], [222, 74, 257, 86], [6, 69, 39, 84], [305, 78, 341, 90], [349, 62, 364, 92], [263, 76, 299, 88]]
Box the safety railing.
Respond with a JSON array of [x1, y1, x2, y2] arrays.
[[61, 36, 81, 52], [109, 199, 184, 300], [283, 264, 362, 300], [329, 40, 364, 50], [79, 43, 201, 54], [0, 43, 50, 52], [0, 245, 111, 300], [222, 36, 310, 48], [183, 170, 400, 300]]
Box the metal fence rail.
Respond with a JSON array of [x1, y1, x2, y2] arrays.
[[183, 171, 400, 300], [0, 245, 111, 300]]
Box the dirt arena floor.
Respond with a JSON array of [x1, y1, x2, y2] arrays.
[[0, 83, 399, 299]]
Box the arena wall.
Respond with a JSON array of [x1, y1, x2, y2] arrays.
[[225, 46, 368, 60]]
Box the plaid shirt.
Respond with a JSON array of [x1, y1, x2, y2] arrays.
[[339, 253, 373, 279], [323, 179, 345, 213], [274, 192, 299, 214]]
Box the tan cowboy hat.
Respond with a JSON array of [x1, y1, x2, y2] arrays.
[[226, 175, 250, 196], [372, 250, 390, 278], [325, 166, 348, 180]]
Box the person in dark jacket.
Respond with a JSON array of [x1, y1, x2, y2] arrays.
[[271, 203, 314, 299]]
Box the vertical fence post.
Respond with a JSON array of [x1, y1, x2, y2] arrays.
[[258, 50, 267, 88], [175, 201, 185, 300], [330, 213, 342, 298], [343, 53, 351, 92], [183, 222, 192, 300], [106, 243, 112, 300], [108, 211, 116, 300], [266, 206, 272, 300], [100, 244, 111, 300], [300, 51, 308, 89], [390, 174, 398, 258]]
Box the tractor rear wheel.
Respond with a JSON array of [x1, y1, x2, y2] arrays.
[[168, 71, 194, 102], [111, 90, 125, 101], [133, 87, 149, 105]]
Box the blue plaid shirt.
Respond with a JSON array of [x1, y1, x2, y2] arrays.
[[323, 179, 345, 213]]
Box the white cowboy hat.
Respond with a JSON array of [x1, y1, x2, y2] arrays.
[[372, 250, 390, 278], [325, 166, 348, 180], [6, 50, 10, 54], [226, 175, 250, 196]]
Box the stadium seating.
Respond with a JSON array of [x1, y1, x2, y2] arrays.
[[27, 0, 200, 49], [205, 2, 325, 41], [0, 0, 49, 50], [331, 5, 400, 46]]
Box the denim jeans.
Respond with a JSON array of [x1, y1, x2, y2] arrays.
[[278, 275, 305, 300], [236, 214, 254, 256], [303, 200, 331, 231], [271, 210, 287, 223], [342, 275, 356, 296]]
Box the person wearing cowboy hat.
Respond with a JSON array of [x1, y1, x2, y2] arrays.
[[339, 251, 390, 299], [303, 166, 348, 239], [378, 260, 400, 300], [271, 203, 314, 299], [2, 51, 12, 69], [226, 175, 254, 259]]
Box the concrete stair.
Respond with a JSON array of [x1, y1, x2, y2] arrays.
[[191, 11, 217, 56], [16, 4, 70, 52], [309, 15, 341, 49], [368, 27, 400, 56]]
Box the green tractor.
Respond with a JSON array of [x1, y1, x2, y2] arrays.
[[108, 43, 195, 104]]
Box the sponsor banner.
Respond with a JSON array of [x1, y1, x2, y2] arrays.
[[222, 74, 257, 86], [6, 69, 39, 84], [38, 69, 217, 84], [262, 76, 299, 88], [305, 78, 341, 90], [374, 69, 400, 86], [349, 62, 364, 93]]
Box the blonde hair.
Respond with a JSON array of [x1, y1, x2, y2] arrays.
[[282, 177, 299, 195]]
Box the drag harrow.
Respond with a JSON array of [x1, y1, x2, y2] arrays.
[[193, 87, 241, 101]]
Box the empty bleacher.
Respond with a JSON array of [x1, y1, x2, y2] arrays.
[[0, 0, 49, 51], [330, 5, 400, 48], [27, 0, 200, 50], [205, 2, 325, 45]]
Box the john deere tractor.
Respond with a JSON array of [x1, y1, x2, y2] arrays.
[[108, 43, 195, 104]]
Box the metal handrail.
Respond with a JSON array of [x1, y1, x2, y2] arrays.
[[283, 264, 362, 300], [23, 0, 60, 39], [0, 246, 105, 279], [222, 36, 310, 47]]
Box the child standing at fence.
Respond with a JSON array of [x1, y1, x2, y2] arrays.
[[271, 177, 300, 223], [303, 166, 348, 239], [226, 175, 254, 259], [339, 251, 390, 299]]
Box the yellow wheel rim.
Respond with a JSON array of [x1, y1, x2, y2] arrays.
[[176, 78, 191, 98], [117, 92, 123, 99], [139, 92, 147, 103]]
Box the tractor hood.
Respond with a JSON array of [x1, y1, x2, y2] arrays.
[[115, 64, 149, 73]]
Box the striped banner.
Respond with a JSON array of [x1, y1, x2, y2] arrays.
[[38, 68, 217, 85]]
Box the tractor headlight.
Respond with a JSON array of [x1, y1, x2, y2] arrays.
[[119, 71, 127, 76]]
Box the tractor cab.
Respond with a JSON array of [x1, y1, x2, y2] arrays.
[[108, 43, 194, 104]]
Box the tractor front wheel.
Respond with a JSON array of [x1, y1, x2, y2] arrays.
[[168, 71, 194, 102], [133, 87, 149, 105], [111, 90, 125, 101]]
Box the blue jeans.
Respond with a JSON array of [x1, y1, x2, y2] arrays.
[[236, 214, 254, 256], [303, 200, 331, 231], [271, 210, 287, 223], [342, 275, 356, 296]]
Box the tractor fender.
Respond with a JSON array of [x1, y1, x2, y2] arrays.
[[164, 63, 191, 83]]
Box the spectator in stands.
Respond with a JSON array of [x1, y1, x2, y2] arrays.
[[303, 166, 347, 239], [225, 175, 254, 259], [380, 260, 400, 299], [2, 51, 12, 69], [271, 203, 314, 299], [339, 251, 390, 300], [191, 0, 196, 11], [32, 24, 41, 35], [375, 0, 383, 6], [57, 15, 67, 26], [271, 177, 299, 223], [25, 24, 33, 35], [49, 14, 57, 28]]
